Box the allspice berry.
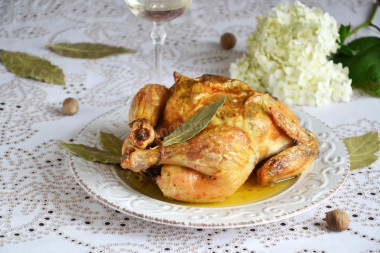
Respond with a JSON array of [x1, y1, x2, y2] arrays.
[[220, 32, 236, 50], [62, 97, 79, 115], [325, 209, 350, 231]]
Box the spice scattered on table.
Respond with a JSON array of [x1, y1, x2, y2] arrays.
[[326, 209, 350, 232], [62, 97, 79, 115], [220, 33, 236, 50]]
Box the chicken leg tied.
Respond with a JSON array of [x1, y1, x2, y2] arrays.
[[127, 84, 170, 149]]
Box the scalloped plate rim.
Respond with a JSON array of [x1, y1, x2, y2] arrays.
[[67, 104, 350, 228]]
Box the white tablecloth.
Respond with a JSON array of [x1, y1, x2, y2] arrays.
[[1, 0, 380, 252]]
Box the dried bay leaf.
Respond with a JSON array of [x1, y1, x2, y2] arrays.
[[99, 131, 123, 156], [0, 50, 65, 85], [46, 43, 136, 59], [163, 96, 225, 147], [343, 131, 380, 171], [60, 142, 121, 164]]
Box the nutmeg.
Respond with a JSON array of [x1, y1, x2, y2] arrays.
[[62, 97, 79, 115], [325, 209, 350, 231], [220, 32, 236, 50]]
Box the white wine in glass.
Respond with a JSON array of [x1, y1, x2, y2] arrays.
[[125, 0, 192, 82]]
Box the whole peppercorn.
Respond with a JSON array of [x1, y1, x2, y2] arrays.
[[325, 209, 350, 231], [220, 32, 236, 50], [62, 97, 79, 115]]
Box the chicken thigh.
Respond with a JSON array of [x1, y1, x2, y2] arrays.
[[121, 73, 319, 203]]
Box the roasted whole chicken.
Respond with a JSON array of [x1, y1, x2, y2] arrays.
[[121, 73, 319, 203]]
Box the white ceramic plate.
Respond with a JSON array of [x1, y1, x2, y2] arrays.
[[68, 105, 349, 228]]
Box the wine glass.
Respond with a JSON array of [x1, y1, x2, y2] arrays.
[[125, 0, 192, 82]]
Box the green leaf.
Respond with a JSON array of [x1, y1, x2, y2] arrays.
[[163, 96, 226, 147], [338, 24, 351, 45], [343, 131, 380, 171], [99, 131, 123, 156], [60, 142, 121, 163], [337, 45, 355, 56], [46, 43, 136, 59], [332, 37, 380, 97], [346, 37, 380, 53], [367, 64, 380, 96], [0, 50, 65, 85]]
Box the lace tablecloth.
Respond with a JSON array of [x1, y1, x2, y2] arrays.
[[1, 0, 380, 252]]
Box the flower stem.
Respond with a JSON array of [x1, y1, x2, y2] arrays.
[[349, 2, 378, 36], [370, 23, 380, 32]]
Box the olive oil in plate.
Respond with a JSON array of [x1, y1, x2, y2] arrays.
[[117, 167, 297, 207]]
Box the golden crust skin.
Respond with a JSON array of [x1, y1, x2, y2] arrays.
[[128, 84, 170, 127], [121, 73, 319, 203]]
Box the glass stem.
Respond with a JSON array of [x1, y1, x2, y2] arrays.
[[151, 22, 166, 82]]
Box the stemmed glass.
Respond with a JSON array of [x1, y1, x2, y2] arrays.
[[125, 0, 192, 82]]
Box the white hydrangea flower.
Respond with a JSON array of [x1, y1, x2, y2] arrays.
[[229, 0, 352, 106]]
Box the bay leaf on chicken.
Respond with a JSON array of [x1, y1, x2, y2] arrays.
[[163, 96, 225, 147]]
